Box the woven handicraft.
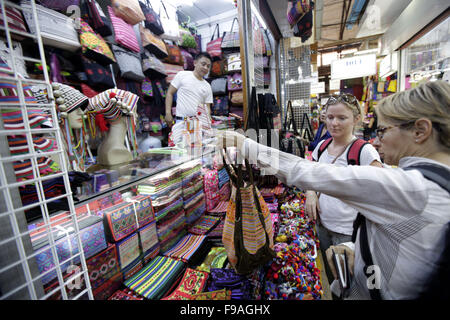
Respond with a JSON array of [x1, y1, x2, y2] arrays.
[[163, 234, 207, 263], [196, 247, 227, 273], [208, 200, 229, 214], [143, 244, 160, 264], [124, 255, 185, 299], [188, 215, 221, 235], [77, 18, 115, 65], [203, 169, 220, 212], [138, 221, 159, 253], [103, 201, 137, 242], [93, 272, 122, 300], [86, 245, 120, 289], [122, 258, 144, 281], [108, 289, 144, 300], [208, 219, 225, 238], [132, 194, 154, 228], [162, 268, 209, 300], [115, 232, 141, 270], [191, 289, 231, 300]]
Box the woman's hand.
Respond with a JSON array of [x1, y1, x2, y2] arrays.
[[305, 190, 320, 221], [325, 245, 355, 279], [217, 130, 246, 151]]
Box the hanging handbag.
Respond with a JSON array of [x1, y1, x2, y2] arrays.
[[112, 44, 145, 81], [221, 154, 275, 275], [38, 0, 80, 11], [22, 2, 80, 52], [210, 59, 227, 77], [293, 3, 314, 42], [141, 50, 166, 79], [227, 53, 241, 72], [230, 90, 244, 107], [108, 6, 140, 53], [206, 24, 223, 59], [180, 49, 194, 70], [139, 0, 164, 35], [0, 5, 28, 40], [227, 73, 243, 92], [81, 56, 115, 89], [286, 0, 312, 27], [160, 0, 180, 39], [221, 17, 240, 50], [77, 18, 116, 66], [280, 101, 305, 157], [163, 63, 183, 84], [139, 24, 168, 59], [111, 0, 144, 25], [80, 0, 113, 37], [212, 96, 229, 116], [264, 71, 271, 88], [163, 44, 184, 66], [211, 77, 227, 96]]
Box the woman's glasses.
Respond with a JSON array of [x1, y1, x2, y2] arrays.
[[376, 121, 416, 140], [326, 94, 358, 107]]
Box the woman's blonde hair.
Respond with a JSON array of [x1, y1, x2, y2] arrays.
[[376, 80, 450, 149]]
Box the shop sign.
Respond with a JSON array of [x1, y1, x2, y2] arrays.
[[311, 81, 325, 94], [329, 79, 341, 90], [379, 52, 398, 78], [331, 54, 376, 80]]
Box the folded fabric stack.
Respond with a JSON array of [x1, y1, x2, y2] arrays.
[[163, 234, 208, 264], [188, 214, 221, 236], [137, 166, 183, 200], [161, 268, 209, 300], [94, 169, 120, 187], [124, 255, 186, 299], [183, 188, 206, 225], [196, 247, 227, 273], [91, 173, 110, 193], [203, 168, 220, 212], [211, 116, 236, 130], [181, 162, 206, 225], [264, 191, 323, 300], [207, 268, 253, 300]]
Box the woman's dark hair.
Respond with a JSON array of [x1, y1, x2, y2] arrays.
[[194, 52, 212, 62]]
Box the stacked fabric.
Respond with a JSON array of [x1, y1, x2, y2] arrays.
[[211, 115, 236, 130], [183, 188, 206, 225], [264, 190, 323, 300], [188, 214, 221, 236], [137, 166, 182, 199], [181, 162, 206, 225], [108, 289, 144, 300], [207, 268, 253, 300], [196, 247, 227, 273], [161, 268, 209, 300], [124, 255, 185, 299], [163, 234, 208, 264]]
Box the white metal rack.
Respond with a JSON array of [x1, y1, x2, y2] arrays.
[[0, 0, 93, 300]]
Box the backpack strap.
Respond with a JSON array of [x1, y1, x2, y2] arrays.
[[347, 139, 369, 166], [317, 137, 333, 161], [352, 162, 450, 300]]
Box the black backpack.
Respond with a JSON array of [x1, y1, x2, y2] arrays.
[[352, 163, 450, 300]]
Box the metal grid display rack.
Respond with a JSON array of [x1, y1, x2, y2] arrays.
[[0, 0, 93, 300]]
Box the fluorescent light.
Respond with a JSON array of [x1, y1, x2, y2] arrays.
[[250, 2, 267, 29]]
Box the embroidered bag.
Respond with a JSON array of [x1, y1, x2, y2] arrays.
[[227, 73, 243, 92], [230, 90, 244, 106], [221, 155, 275, 274], [140, 24, 168, 59], [115, 232, 141, 270], [180, 48, 194, 70], [81, 56, 115, 89], [164, 44, 184, 66], [227, 52, 241, 72], [102, 201, 137, 242], [108, 6, 140, 53], [77, 18, 116, 66], [86, 245, 120, 290], [210, 59, 227, 77], [162, 268, 209, 300], [142, 50, 167, 79], [286, 0, 312, 27], [111, 0, 145, 25], [221, 17, 240, 50], [0, 5, 28, 40], [203, 168, 220, 212], [139, 0, 164, 35], [212, 95, 229, 116], [80, 0, 113, 37], [206, 24, 223, 59]]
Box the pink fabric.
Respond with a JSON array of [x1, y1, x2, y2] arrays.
[[108, 6, 140, 53]]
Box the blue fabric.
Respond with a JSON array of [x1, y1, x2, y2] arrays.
[[308, 123, 331, 151]]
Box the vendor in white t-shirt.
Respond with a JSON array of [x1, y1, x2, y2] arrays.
[[164, 52, 213, 127]]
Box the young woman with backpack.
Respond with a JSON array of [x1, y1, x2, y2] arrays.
[[218, 80, 450, 299]]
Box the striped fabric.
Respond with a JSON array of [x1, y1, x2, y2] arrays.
[[0, 81, 39, 104], [188, 214, 221, 235], [138, 221, 158, 253], [163, 234, 207, 263], [116, 232, 141, 270], [208, 201, 229, 213], [222, 186, 274, 267], [0, 6, 27, 33], [142, 244, 160, 265], [124, 255, 185, 299], [107, 6, 140, 53], [88, 88, 139, 121]]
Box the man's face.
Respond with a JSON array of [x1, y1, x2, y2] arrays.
[[194, 57, 211, 78]]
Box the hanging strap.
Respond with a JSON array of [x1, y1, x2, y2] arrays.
[[211, 24, 220, 41], [229, 17, 238, 33], [160, 0, 169, 19]]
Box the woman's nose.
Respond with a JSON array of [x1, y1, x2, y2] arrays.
[[372, 135, 381, 147]]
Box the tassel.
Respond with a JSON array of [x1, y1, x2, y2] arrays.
[[95, 113, 109, 132]]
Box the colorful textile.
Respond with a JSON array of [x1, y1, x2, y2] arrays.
[[163, 234, 207, 263], [122, 258, 143, 281], [132, 194, 154, 227], [188, 214, 221, 235], [87, 245, 120, 289], [208, 268, 253, 300], [93, 272, 122, 300], [108, 6, 140, 52], [162, 268, 209, 300], [203, 168, 220, 212], [77, 18, 115, 64], [138, 221, 158, 253], [108, 289, 144, 300], [102, 202, 137, 242], [124, 255, 185, 299], [208, 201, 229, 213], [115, 232, 141, 270], [143, 244, 160, 264], [191, 289, 231, 300], [207, 219, 225, 239], [197, 247, 227, 273]]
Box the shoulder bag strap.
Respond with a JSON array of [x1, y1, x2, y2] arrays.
[[211, 24, 220, 41]]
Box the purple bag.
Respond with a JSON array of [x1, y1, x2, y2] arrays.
[[263, 56, 270, 69], [180, 48, 194, 70], [39, 0, 80, 11], [227, 73, 243, 92]]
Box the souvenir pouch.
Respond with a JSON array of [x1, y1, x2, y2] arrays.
[[191, 289, 231, 300], [180, 48, 194, 70], [161, 268, 209, 300], [211, 77, 227, 95], [206, 24, 223, 59], [138, 220, 159, 253], [230, 90, 243, 106], [115, 232, 141, 270], [86, 244, 120, 290], [132, 194, 154, 227], [112, 44, 145, 81], [163, 44, 184, 66], [227, 73, 242, 92], [212, 95, 229, 116], [81, 57, 115, 89], [124, 255, 185, 299], [142, 50, 167, 79], [140, 24, 168, 59], [203, 168, 220, 212], [77, 18, 115, 66], [227, 53, 241, 72], [80, 0, 113, 37], [210, 59, 227, 77], [221, 17, 240, 50], [102, 201, 137, 242]]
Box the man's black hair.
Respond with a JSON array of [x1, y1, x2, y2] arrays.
[[194, 52, 212, 62]]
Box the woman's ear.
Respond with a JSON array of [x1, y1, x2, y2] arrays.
[[413, 118, 433, 144]]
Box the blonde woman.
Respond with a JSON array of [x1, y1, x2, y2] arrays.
[[218, 81, 450, 299]]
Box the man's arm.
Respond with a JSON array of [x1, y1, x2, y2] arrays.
[[165, 84, 177, 126]]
